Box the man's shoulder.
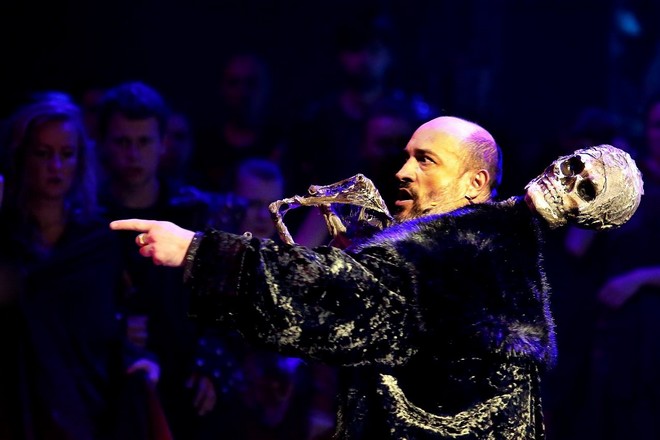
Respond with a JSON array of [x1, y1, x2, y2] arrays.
[[354, 197, 532, 252]]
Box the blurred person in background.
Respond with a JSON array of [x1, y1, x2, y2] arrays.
[[286, 6, 435, 196], [554, 94, 660, 440], [95, 80, 220, 439], [0, 98, 161, 439], [192, 51, 288, 194], [204, 157, 337, 440]]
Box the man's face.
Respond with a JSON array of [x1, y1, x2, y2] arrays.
[[236, 174, 283, 239], [339, 42, 390, 90], [394, 125, 471, 222], [25, 120, 79, 201], [220, 54, 268, 120], [102, 114, 163, 188], [363, 114, 412, 160]]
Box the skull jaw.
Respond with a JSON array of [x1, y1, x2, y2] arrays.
[[524, 185, 568, 229]]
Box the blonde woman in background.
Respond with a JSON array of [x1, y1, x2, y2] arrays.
[[0, 98, 161, 440]]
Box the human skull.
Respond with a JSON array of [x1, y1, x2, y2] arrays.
[[524, 144, 643, 230]]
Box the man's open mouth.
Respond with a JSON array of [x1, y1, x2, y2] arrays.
[[396, 188, 413, 202]]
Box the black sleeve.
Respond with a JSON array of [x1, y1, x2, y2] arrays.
[[186, 229, 424, 367]]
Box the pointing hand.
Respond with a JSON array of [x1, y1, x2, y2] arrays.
[[110, 219, 196, 267]]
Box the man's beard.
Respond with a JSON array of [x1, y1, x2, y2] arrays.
[[393, 186, 427, 223], [394, 202, 425, 223], [393, 186, 461, 223]]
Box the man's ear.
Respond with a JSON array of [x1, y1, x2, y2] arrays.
[[465, 169, 490, 200]]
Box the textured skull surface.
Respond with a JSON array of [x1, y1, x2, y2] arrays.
[[525, 144, 643, 230]]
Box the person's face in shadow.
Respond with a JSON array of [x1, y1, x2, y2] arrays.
[[102, 114, 164, 189], [240, 352, 299, 428], [220, 54, 270, 122], [339, 40, 391, 91], [235, 173, 283, 238], [363, 114, 412, 161], [25, 120, 80, 202]]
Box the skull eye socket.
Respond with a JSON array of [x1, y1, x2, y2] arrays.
[[577, 180, 597, 201], [560, 156, 585, 175]]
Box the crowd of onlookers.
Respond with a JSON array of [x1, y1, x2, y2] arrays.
[[2, 7, 660, 440], [0, 14, 436, 440]]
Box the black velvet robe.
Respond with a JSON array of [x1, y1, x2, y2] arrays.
[[186, 196, 557, 439]]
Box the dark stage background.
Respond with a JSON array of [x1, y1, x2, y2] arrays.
[[3, 0, 660, 166], [3, 3, 660, 440]]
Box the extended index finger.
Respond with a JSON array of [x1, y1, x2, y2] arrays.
[[109, 219, 158, 232]]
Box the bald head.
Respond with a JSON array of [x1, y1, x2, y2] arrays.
[[421, 116, 489, 140], [422, 117, 500, 185], [394, 116, 500, 220]]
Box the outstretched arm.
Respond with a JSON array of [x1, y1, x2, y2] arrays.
[[109, 219, 196, 267]]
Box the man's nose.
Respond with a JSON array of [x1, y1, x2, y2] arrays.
[[395, 158, 414, 182]]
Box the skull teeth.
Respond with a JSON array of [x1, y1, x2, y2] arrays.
[[539, 177, 566, 215]]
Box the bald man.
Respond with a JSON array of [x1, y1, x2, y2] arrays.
[[111, 116, 556, 439], [393, 116, 500, 221]]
